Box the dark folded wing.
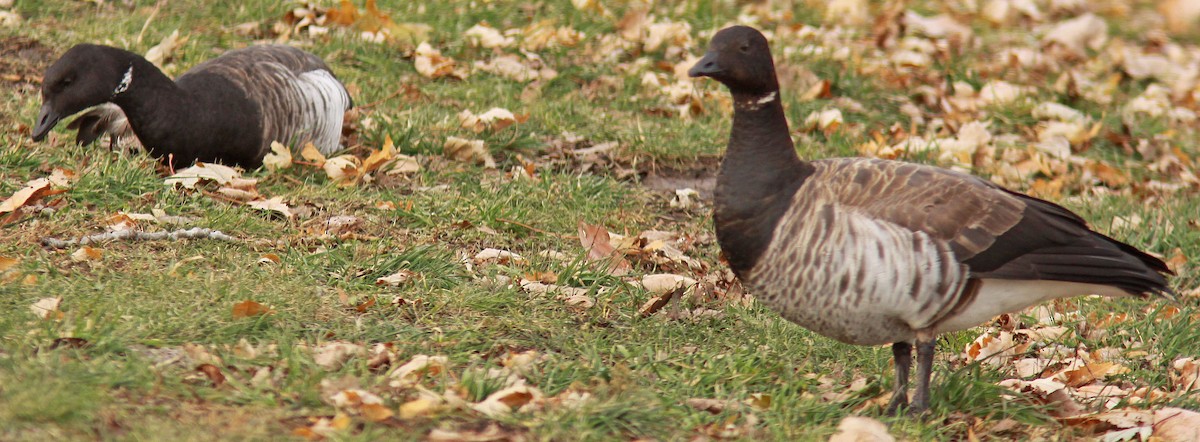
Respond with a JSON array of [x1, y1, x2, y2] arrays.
[[808, 158, 1173, 297]]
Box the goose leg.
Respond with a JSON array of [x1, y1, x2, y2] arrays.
[[909, 337, 937, 414], [885, 341, 912, 415]]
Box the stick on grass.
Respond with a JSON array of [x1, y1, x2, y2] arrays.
[[41, 227, 238, 249]]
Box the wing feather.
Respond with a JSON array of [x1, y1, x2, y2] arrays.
[[806, 158, 1172, 297]]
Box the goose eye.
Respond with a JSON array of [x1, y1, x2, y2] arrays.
[[739, 43, 750, 53]]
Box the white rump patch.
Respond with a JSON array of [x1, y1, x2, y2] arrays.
[[112, 66, 133, 97], [293, 69, 352, 155], [931, 279, 1127, 334]]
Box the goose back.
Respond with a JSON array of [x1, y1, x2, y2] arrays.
[[178, 45, 351, 159]]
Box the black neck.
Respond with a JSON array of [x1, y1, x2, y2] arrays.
[[109, 56, 192, 161], [714, 90, 812, 276]]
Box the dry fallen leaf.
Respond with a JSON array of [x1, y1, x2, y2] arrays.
[[30, 297, 63, 320], [70, 246, 103, 263], [459, 108, 518, 133], [262, 141, 293, 172], [145, 29, 187, 69], [300, 142, 327, 165], [376, 269, 417, 286], [399, 397, 439, 419], [414, 42, 467, 79], [387, 354, 448, 387], [577, 221, 632, 276], [164, 162, 242, 189], [471, 384, 544, 417], [231, 300, 273, 318], [196, 363, 226, 387], [312, 342, 366, 370], [1, 178, 62, 214], [443, 136, 496, 168], [473, 248, 525, 266], [323, 155, 362, 185], [247, 197, 294, 219], [361, 134, 397, 176], [828, 416, 895, 442]]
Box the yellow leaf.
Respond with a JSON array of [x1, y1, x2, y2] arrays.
[[300, 142, 327, 165], [361, 403, 394, 422], [361, 134, 396, 175], [329, 412, 352, 430], [745, 393, 772, 410], [399, 398, 438, 419]]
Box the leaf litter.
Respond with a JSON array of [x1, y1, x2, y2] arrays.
[[7, 0, 1200, 439]]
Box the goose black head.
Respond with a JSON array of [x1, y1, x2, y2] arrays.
[[33, 44, 135, 142], [688, 26, 780, 99]]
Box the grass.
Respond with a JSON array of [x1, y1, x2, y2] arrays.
[[2, 0, 1198, 440]]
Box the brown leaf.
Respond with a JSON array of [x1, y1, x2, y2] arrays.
[[326, 0, 359, 26], [577, 221, 632, 276], [231, 300, 273, 318], [354, 297, 376, 313], [1056, 361, 1129, 387], [196, 363, 226, 387], [1, 178, 62, 214]]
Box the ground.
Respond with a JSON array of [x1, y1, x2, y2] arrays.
[[1, 0, 1199, 440]]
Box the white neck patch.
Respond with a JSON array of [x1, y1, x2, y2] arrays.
[[756, 91, 777, 105], [112, 65, 133, 97], [737, 91, 777, 110]]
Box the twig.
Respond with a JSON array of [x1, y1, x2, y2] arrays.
[[42, 227, 238, 249], [495, 218, 571, 238], [136, 1, 166, 45]]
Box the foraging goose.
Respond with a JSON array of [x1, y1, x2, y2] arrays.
[[689, 26, 1174, 414], [32, 44, 351, 169]]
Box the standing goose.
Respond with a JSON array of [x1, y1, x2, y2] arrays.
[[32, 44, 352, 169], [689, 26, 1174, 414]]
